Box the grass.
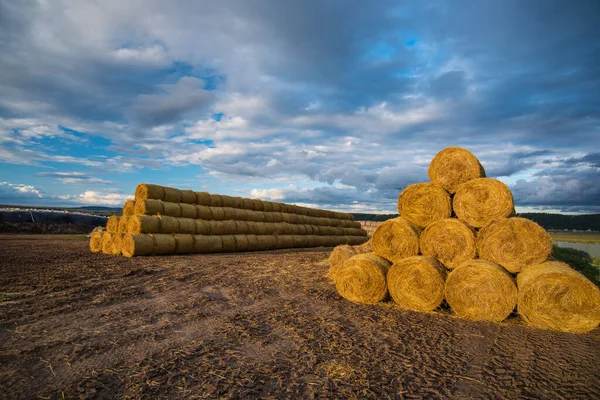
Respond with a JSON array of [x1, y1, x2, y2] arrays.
[[550, 232, 600, 244], [551, 245, 600, 287]]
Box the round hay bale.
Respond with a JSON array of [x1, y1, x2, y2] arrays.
[[127, 215, 160, 234], [221, 195, 234, 208], [420, 218, 476, 270], [256, 222, 270, 235], [272, 212, 284, 223], [477, 217, 552, 273], [196, 191, 211, 205], [305, 235, 317, 248], [453, 178, 515, 228], [355, 238, 372, 253], [162, 202, 182, 218], [222, 207, 237, 220], [253, 212, 265, 222], [157, 215, 180, 233], [106, 216, 119, 232], [274, 223, 288, 235], [123, 200, 135, 216], [263, 201, 273, 212], [235, 221, 249, 234], [180, 203, 197, 219], [293, 235, 309, 248], [263, 212, 274, 223], [246, 234, 259, 251], [428, 147, 486, 194], [152, 234, 177, 254], [194, 235, 222, 253], [111, 232, 123, 255], [102, 232, 114, 254], [118, 216, 129, 233], [288, 224, 300, 235], [276, 235, 295, 249], [296, 225, 307, 235], [195, 219, 211, 235], [234, 208, 248, 221], [328, 245, 359, 280], [122, 233, 154, 257], [242, 198, 255, 210], [397, 183, 452, 228], [178, 218, 196, 234], [253, 199, 264, 211], [163, 187, 181, 203], [387, 256, 447, 312], [180, 190, 197, 204], [89, 231, 103, 253], [257, 235, 277, 250], [445, 260, 517, 322], [210, 220, 236, 235], [135, 183, 164, 201], [288, 213, 299, 224], [210, 194, 223, 207], [271, 202, 281, 212], [232, 197, 244, 209], [234, 234, 249, 251], [346, 236, 368, 246], [371, 217, 420, 263], [211, 207, 225, 221], [195, 205, 212, 220], [174, 234, 195, 254], [335, 253, 391, 304], [135, 199, 163, 216], [517, 261, 600, 333]]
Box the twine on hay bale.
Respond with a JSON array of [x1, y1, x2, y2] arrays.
[[517, 261, 600, 333], [453, 178, 515, 228], [163, 187, 181, 203], [135, 199, 163, 216], [196, 191, 211, 206], [445, 260, 517, 322], [387, 256, 446, 312], [335, 253, 392, 304], [397, 182, 452, 228], [428, 147, 486, 194], [127, 215, 160, 234], [162, 201, 182, 218], [420, 218, 476, 270], [372, 217, 420, 263], [118, 216, 129, 233], [102, 232, 114, 254], [111, 232, 124, 255], [180, 203, 197, 219], [106, 216, 119, 232], [123, 200, 135, 216], [135, 183, 165, 201], [122, 233, 154, 257], [180, 190, 197, 204], [89, 231, 103, 253], [477, 217, 552, 273], [328, 245, 359, 281], [174, 234, 195, 254], [195, 205, 212, 220]]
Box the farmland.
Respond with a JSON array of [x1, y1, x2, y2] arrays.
[[1, 235, 599, 399]]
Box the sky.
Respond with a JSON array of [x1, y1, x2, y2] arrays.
[[1, 0, 599, 214]]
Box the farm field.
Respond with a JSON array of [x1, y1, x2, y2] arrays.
[[1, 235, 600, 399], [550, 231, 600, 244]]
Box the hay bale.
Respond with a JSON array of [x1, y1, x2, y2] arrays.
[[118, 216, 129, 233], [195, 205, 212, 220], [180, 190, 197, 204], [232, 197, 244, 209], [127, 215, 160, 234], [135, 199, 163, 216], [428, 147, 486, 194], [178, 218, 196, 234], [152, 234, 177, 254], [257, 235, 277, 250], [420, 218, 476, 270], [517, 261, 600, 333], [180, 203, 197, 219], [445, 260, 517, 322], [281, 213, 292, 224], [111, 233, 124, 255], [234, 208, 248, 221], [174, 234, 195, 254], [355, 238, 372, 253], [276, 235, 295, 249], [346, 236, 368, 246], [477, 217, 552, 273], [221, 195, 234, 208], [210, 220, 237, 235], [222, 207, 237, 220], [122, 234, 154, 257], [263, 213, 274, 223], [453, 178, 515, 228], [242, 198, 255, 210], [102, 232, 114, 254], [194, 235, 221, 253], [210, 194, 223, 207], [271, 202, 281, 212], [263, 201, 273, 212], [328, 245, 359, 281], [162, 201, 182, 218], [234, 234, 249, 251], [211, 207, 225, 221], [372, 217, 420, 263], [306, 235, 317, 248], [89, 231, 103, 253], [253, 199, 264, 211], [387, 256, 446, 312], [106, 216, 119, 232], [297, 225, 307, 235], [235, 221, 249, 234], [397, 182, 452, 228], [123, 200, 135, 216], [272, 212, 284, 223], [293, 235, 309, 248], [163, 187, 181, 203], [335, 253, 391, 304], [135, 183, 164, 201], [196, 191, 211, 205], [157, 215, 180, 233], [255, 222, 269, 235], [246, 234, 259, 251], [195, 219, 211, 235]]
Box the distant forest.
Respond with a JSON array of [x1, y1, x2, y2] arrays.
[[351, 213, 600, 231]]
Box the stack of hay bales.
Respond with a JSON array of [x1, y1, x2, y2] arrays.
[[331, 146, 600, 333], [91, 184, 368, 257]]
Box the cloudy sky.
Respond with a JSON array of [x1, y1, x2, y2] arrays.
[[1, 0, 599, 213]]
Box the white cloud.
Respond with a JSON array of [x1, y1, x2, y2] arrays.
[[0, 182, 43, 198], [64, 191, 133, 206]]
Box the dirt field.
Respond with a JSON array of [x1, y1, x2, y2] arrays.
[[1, 235, 599, 399]]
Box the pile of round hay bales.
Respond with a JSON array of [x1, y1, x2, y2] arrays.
[[330, 146, 600, 333], [91, 184, 368, 257]]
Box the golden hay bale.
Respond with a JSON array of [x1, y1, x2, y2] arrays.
[[246, 234, 259, 250], [211, 207, 225, 221], [180, 190, 197, 204], [151, 234, 177, 254], [253, 199, 264, 211], [210, 220, 237, 235], [235, 221, 249, 234], [196, 191, 211, 205], [445, 260, 517, 322], [127, 215, 160, 234], [123, 200, 135, 216], [428, 147, 486, 194], [335, 253, 391, 305], [89, 231, 103, 253], [102, 232, 114, 254], [118, 216, 129, 233], [179, 218, 196, 234], [163, 187, 181, 203], [234, 234, 249, 251], [195, 219, 211, 235], [420, 218, 476, 270], [162, 201, 182, 218], [122, 233, 154, 257], [221, 195, 234, 208], [180, 203, 197, 219], [135, 183, 165, 201], [110, 233, 124, 255], [174, 234, 195, 254], [135, 199, 163, 216], [517, 261, 600, 333], [276, 235, 295, 249], [371, 217, 420, 263], [453, 178, 515, 228], [328, 245, 359, 281], [242, 198, 255, 210], [210, 194, 223, 207], [387, 256, 446, 312], [355, 238, 372, 253], [157, 215, 180, 234], [397, 182, 451, 228], [477, 217, 553, 274], [234, 208, 249, 221], [106, 216, 119, 232], [263, 201, 273, 212], [195, 205, 212, 220]]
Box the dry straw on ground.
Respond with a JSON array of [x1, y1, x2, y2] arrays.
[[420, 218, 476, 269], [335, 253, 392, 304], [477, 217, 553, 273], [397, 182, 452, 228], [445, 260, 517, 323], [123, 200, 135, 216], [453, 178, 515, 228], [428, 147, 486, 194], [372, 217, 420, 263], [89, 231, 103, 253], [517, 261, 600, 333], [106, 216, 119, 232], [387, 256, 447, 312]]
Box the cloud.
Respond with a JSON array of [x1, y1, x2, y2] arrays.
[[0, 181, 43, 201], [60, 191, 133, 206], [36, 172, 113, 185]]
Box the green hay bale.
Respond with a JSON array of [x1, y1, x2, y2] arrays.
[[272, 212, 284, 223], [195, 219, 211, 235], [271, 202, 281, 212], [277, 235, 295, 249], [234, 208, 249, 221], [152, 234, 177, 255], [221, 195, 235, 208], [246, 234, 259, 251], [242, 198, 255, 210], [162, 202, 182, 218], [222, 207, 237, 220], [253, 199, 264, 211], [221, 235, 236, 252], [194, 235, 222, 253], [232, 197, 244, 209], [264, 213, 274, 223], [235, 221, 249, 234], [157, 215, 180, 234], [263, 201, 273, 212], [210, 220, 237, 235], [163, 187, 182, 203], [211, 207, 226, 221], [293, 235, 309, 248], [179, 218, 196, 234], [127, 215, 160, 234]]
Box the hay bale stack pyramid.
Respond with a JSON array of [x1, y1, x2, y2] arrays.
[[331, 146, 600, 333], [91, 184, 368, 257]]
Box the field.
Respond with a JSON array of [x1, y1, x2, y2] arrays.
[[1, 235, 600, 399], [550, 231, 600, 244]]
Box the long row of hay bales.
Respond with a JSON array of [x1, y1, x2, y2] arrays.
[[91, 184, 368, 257], [330, 147, 600, 334]]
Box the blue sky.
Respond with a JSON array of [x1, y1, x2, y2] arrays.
[[1, 0, 599, 213]]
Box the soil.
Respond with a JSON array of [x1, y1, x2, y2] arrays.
[[1, 234, 599, 399]]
